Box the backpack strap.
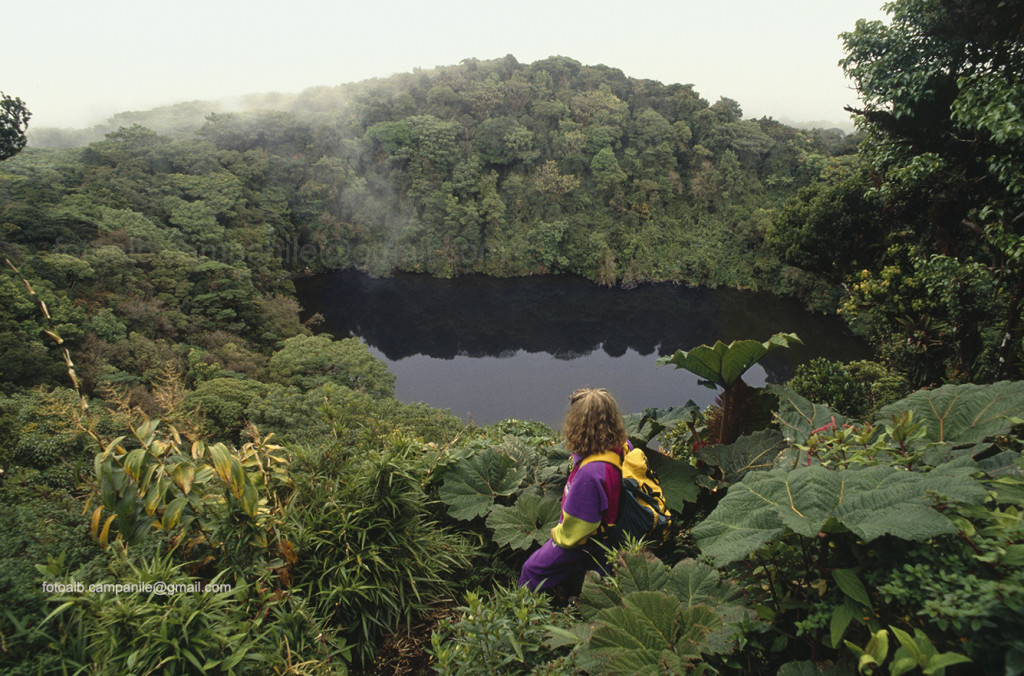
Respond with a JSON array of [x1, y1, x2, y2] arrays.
[[577, 447, 624, 470]]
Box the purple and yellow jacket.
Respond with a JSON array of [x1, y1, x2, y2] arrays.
[[549, 444, 626, 549]]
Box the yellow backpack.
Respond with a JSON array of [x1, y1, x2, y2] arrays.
[[579, 444, 673, 546]]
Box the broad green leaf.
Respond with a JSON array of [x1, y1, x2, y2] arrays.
[[664, 559, 745, 610], [240, 480, 259, 517], [578, 553, 749, 646], [135, 418, 160, 445], [589, 594, 723, 674], [124, 447, 148, 481], [830, 599, 859, 648], [643, 448, 698, 509], [877, 381, 1024, 444], [923, 652, 972, 673], [890, 656, 918, 676], [699, 429, 789, 486], [976, 450, 1024, 478], [625, 403, 700, 446], [590, 591, 682, 653], [664, 559, 752, 653], [614, 551, 672, 596], [102, 435, 126, 457], [578, 571, 625, 620], [832, 568, 871, 607], [775, 466, 846, 536], [692, 465, 841, 564], [836, 461, 985, 541], [659, 333, 802, 388], [864, 628, 890, 666], [438, 446, 526, 520], [229, 457, 247, 499], [171, 463, 195, 494], [771, 385, 847, 444], [485, 492, 560, 550], [143, 480, 163, 515], [1002, 544, 1024, 566], [690, 478, 790, 565], [695, 462, 986, 564], [674, 605, 725, 657], [578, 552, 670, 620]]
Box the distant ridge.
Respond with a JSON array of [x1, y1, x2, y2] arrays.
[[27, 56, 853, 149]]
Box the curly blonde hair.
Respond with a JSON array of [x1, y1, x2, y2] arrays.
[[562, 388, 627, 458]]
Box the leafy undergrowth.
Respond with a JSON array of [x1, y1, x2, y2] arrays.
[[425, 377, 1024, 675], [4, 357, 1024, 674]]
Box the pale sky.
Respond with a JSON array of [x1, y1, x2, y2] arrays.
[[5, 0, 888, 130]]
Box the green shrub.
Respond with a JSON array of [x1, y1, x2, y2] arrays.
[[788, 357, 863, 417], [245, 382, 466, 447], [30, 549, 350, 675], [429, 584, 573, 675], [287, 435, 475, 666], [789, 358, 909, 418], [846, 359, 910, 413], [268, 334, 395, 396], [0, 389, 96, 487], [0, 468, 107, 674], [184, 376, 270, 439]]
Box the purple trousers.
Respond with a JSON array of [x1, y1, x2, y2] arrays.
[[518, 538, 608, 591]]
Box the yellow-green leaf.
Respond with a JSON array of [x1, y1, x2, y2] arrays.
[[144, 482, 163, 516], [208, 443, 233, 485], [124, 447, 147, 481], [172, 464, 195, 494], [240, 481, 259, 517], [163, 497, 188, 529], [230, 458, 246, 499], [98, 514, 117, 546], [103, 436, 126, 457], [90, 506, 103, 539]]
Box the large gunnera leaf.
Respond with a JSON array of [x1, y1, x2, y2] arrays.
[[485, 492, 560, 550], [588, 591, 723, 674], [624, 403, 701, 447], [576, 553, 754, 669], [770, 385, 847, 444], [699, 428, 789, 486], [659, 333, 802, 388], [438, 446, 527, 520], [877, 381, 1024, 444], [642, 448, 699, 510], [694, 460, 986, 565]]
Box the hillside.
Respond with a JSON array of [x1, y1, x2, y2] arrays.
[[10, 55, 854, 292]]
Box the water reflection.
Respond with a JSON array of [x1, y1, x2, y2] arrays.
[[294, 271, 870, 427]]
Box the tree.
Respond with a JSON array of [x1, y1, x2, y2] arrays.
[[268, 334, 395, 397], [840, 0, 1024, 380], [767, 156, 885, 283], [0, 92, 30, 160]]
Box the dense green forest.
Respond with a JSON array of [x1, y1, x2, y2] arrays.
[[1, 0, 1023, 673]]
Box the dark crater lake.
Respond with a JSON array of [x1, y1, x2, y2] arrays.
[[294, 272, 869, 429]]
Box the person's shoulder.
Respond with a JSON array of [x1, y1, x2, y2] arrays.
[[576, 456, 620, 484]]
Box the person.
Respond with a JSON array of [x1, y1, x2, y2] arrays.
[[518, 387, 628, 591]]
